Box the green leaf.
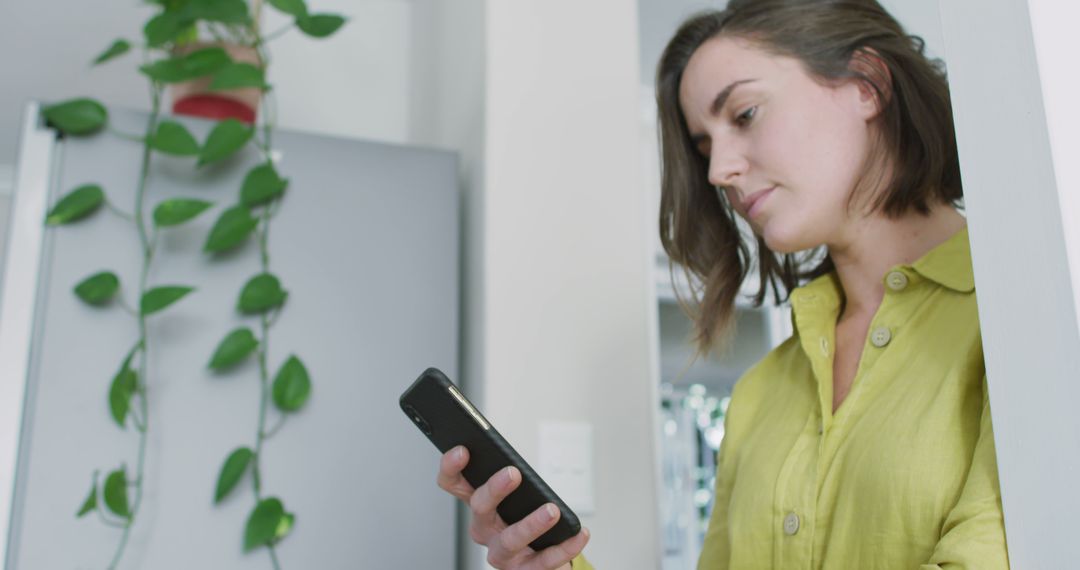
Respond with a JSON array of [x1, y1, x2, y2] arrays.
[[199, 118, 253, 166], [238, 273, 287, 314], [182, 46, 233, 77], [275, 512, 295, 541], [103, 468, 130, 519], [296, 14, 346, 38], [244, 497, 285, 551], [240, 164, 288, 207], [209, 63, 267, 91], [93, 40, 131, 65], [188, 0, 250, 24], [214, 447, 254, 503], [45, 184, 105, 225], [144, 12, 194, 47], [139, 59, 188, 83], [208, 327, 258, 370], [140, 47, 230, 83], [149, 121, 200, 156], [108, 367, 138, 427], [204, 205, 258, 252], [153, 198, 213, 226], [74, 271, 120, 306], [175, 23, 199, 45], [269, 0, 307, 17], [119, 342, 140, 373], [42, 99, 108, 135], [140, 285, 194, 315], [76, 475, 98, 517], [272, 356, 311, 412]]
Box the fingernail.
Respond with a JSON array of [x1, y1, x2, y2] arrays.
[[503, 466, 516, 484], [545, 504, 558, 520], [454, 446, 465, 461]]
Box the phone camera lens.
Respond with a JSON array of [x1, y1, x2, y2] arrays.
[[404, 405, 432, 435]]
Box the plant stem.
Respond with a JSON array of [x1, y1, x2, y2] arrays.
[[106, 81, 162, 570], [105, 198, 135, 222], [252, 0, 263, 36], [96, 506, 127, 529], [262, 407, 286, 439], [119, 297, 137, 318], [253, 308, 269, 497], [255, 23, 294, 47], [246, 35, 285, 569]]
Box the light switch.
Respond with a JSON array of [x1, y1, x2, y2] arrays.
[[537, 421, 595, 515]]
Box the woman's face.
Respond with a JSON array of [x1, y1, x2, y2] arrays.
[[678, 35, 882, 253]]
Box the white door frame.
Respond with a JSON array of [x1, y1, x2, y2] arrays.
[[941, 2, 1080, 568]]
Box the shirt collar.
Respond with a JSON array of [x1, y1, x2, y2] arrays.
[[910, 225, 975, 293], [789, 225, 975, 334]]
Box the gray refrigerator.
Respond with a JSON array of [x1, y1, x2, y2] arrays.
[[0, 102, 459, 569]]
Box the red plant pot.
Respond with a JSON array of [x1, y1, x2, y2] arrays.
[[169, 42, 263, 124]]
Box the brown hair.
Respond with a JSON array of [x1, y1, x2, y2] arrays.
[[656, 0, 962, 355]]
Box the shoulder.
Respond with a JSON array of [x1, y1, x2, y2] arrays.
[[733, 334, 804, 395], [725, 334, 810, 421]]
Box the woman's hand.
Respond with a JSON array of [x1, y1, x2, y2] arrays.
[[437, 445, 591, 570]]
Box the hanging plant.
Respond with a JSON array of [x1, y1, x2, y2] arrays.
[[42, 0, 345, 568], [45, 88, 203, 570]]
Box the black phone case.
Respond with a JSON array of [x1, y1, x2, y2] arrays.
[[400, 367, 581, 551]]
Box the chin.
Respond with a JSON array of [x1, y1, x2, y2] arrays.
[[760, 224, 806, 255]]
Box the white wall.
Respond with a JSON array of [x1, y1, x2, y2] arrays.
[[407, 0, 489, 567], [478, 1, 661, 568], [0, 0, 413, 167], [262, 0, 412, 144]]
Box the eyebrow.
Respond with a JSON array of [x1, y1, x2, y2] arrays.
[[711, 79, 758, 115], [689, 79, 759, 144]]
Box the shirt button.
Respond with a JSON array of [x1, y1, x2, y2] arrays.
[[783, 512, 800, 535], [870, 326, 892, 347], [886, 271, 909, 291], [819, 337, 829, 356]]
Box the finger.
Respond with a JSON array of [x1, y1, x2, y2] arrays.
[[469, 466, 521, 520], [529, 527, 591, 570], [494, 503, 562, 555], [436, 446, 474, 501]]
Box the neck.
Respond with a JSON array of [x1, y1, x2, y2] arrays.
[[828, 203, 967, 319]]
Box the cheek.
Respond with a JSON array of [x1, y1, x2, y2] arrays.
[[758, 85, 867, 186]]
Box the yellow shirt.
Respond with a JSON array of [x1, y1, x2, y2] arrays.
[[574, 227, 1009, 569], [695, 226, 1006, 570]]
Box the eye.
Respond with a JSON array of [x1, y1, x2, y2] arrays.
[[735, 106, 757, 127]]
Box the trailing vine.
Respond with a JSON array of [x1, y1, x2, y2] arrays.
[[41, 0, 344, 568], [48, 87, 203, 570]]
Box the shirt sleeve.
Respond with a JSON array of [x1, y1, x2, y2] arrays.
[[920, 377, 1010, 569], [569, 553, 594, 569]]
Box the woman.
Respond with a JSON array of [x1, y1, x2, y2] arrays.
[[437, 1, 1009, 568]]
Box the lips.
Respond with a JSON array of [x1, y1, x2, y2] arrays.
[[741, 186, 776, 218]]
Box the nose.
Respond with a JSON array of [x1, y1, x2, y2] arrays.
[[707, 141, 749, 189]]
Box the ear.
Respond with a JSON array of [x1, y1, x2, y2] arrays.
[[847, 47, 893, 121]]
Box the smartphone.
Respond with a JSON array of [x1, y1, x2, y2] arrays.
[[400, 367, 581, 551]]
